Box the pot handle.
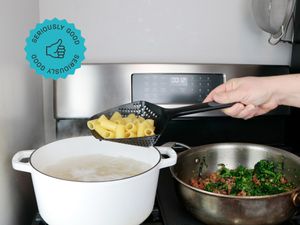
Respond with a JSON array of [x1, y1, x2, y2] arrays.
[[12, 150, 34, 173], [161, 142, 191, 151], [292, 191, 300, 207], [155, 146, 177, 169]]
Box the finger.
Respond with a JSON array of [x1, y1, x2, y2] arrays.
[[58, 45, 65, 50], [213, 89, 241, 104], [222, 103, 245, 117], [55, 39, 62, 46], [251, 102, 278, 117], [244, 106, 260, 119], [244, 112, 258, 120], [203, 83, 227, 102], [57, 53, 65, 57], [235, 104, 257, 119], [57, 46, 65, 52], [57, 49, 65, 53]]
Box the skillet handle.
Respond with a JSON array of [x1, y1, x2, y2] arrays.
[[166, 101, 234, 118], [292, 191, 300, 207]]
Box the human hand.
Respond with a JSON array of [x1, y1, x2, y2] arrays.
[[204, 77, 279, 119], [46, 39, 66, 58]]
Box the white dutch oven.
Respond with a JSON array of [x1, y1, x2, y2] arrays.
[[12, 136, 177, 225]]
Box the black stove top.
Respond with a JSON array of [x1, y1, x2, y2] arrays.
[[32, 212, 163, 225]]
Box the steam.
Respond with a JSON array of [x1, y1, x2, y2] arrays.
[[56, 119, 90, 140]]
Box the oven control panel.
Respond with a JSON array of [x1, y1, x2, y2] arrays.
[[132, 73, 225, 104]]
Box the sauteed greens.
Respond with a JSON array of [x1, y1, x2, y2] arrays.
[[190, 160, 295, 196]]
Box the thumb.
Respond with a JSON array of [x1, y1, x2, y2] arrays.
[[213, 90, 240, 104], [53, 39, 62, 46]]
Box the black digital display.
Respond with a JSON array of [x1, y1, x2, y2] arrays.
[[132, 73, 224, 104]]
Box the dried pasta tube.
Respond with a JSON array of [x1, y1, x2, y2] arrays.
[[127, 113, 136, 120], [94, 126, 111, 139], [145, 119, 154, 127], [125, 130, 136, 138], [137, 121, 147, 137], [114, 119, 126, 125], [125, 122, 137, 133], [87, 119, 99, 130], [115, 124, 125, 138], [132, 118, 140, 126], [137, 117, 145, 123], [97, 115, 108, 124], [114, 120, 121, 125], [110, 112, 122, 121], [144, 128, 155, 136], [101, 119, 117, 132], [125, 131, 130, 138], [106, 131, 115, 139], [123, 117, 133, 123]]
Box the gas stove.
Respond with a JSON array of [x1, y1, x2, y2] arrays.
[[32, 167, 300, 225], [50, 64, 299, 225]]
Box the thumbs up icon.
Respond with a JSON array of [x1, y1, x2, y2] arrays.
[[46, 39, 66, 58]]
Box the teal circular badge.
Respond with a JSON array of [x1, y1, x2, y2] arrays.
[[25, 18, 86, 79]]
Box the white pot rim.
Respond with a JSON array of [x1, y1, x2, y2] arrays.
[[29, 137, 162, 183]]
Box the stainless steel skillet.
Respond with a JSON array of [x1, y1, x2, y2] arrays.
[[170, 142, 300, 225]]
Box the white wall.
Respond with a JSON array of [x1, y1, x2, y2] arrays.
[[0, 0, 44, 225], [39, 0, 292, 65]]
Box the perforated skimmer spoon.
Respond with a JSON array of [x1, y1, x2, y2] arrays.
[[89, 101, 234, 147]]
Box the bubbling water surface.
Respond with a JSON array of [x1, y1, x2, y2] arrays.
[[43, 154, 151, 182]]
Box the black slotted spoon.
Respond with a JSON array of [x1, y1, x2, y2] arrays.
[[89, 101, 234, 147]]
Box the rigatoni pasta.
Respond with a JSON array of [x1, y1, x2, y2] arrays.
[[115, 124, 125, 138], [87, 112, 155, 139], [110, 112, 122, 121]]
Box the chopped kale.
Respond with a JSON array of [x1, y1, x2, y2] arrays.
[[190, 159, 295, 196]]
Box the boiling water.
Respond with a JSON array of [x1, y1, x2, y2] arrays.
[[43, 154, 152, 182]]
